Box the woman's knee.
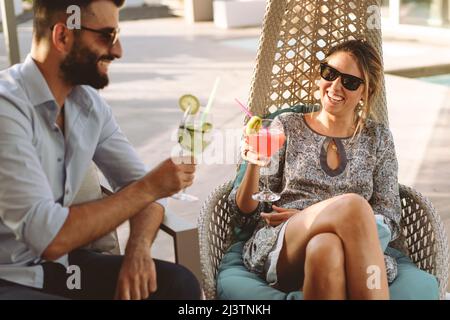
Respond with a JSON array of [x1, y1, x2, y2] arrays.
[[305, 233, 344, 271], [334, 193, 376, 232]]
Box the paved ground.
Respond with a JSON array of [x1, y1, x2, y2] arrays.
[[1, 15, 449, 290]]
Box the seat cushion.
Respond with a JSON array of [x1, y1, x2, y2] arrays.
[[73, 163, 120, 254], [217, 243, 439, 300], [217, 241, 302, 300], [386, 247, 439, 300]]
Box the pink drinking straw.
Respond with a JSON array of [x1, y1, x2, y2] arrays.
[[234, 98, 253, 118]]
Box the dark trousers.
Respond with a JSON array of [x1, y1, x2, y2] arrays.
[[0, 249, 201, 300]]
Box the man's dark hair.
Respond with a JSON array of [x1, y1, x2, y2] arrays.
[[33, 0, 125, 42]]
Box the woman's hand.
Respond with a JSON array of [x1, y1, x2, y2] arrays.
[[241, 129, 270, 167], [260, 205, 301, 227]]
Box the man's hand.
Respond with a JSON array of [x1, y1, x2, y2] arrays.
[[143, 157, 196, 199], [114, 246, 157, 300], [114, 202, 163, 300], [260, 205, 300, 227]]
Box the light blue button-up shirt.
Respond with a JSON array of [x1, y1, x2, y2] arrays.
[[0, 55, 166, 288]]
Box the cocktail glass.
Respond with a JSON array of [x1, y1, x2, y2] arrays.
[[172, 111, 213, 202], [247, 118, 286, 203]]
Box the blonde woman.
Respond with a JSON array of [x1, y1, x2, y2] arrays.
[[228, 40, 438, 300]]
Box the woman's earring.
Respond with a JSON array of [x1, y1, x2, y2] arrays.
[[359, 100, 368, 121], [356, 101, 363, 116]]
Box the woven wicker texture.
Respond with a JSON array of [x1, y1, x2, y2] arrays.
[[399, 185, 449, 299], [198, 180, 235, 300], [198, 0, 449, 300], [247, 0, 387, 125]]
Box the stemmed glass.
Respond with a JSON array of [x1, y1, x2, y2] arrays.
[[171, 108, 213, 202], [247, 119, 286, 203]]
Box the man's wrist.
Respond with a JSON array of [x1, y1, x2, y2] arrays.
[[125, 238, 152, 256], [133, 179, 159, 204], [125, 203, 163, 257]]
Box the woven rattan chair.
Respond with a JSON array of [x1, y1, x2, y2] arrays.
[[199, 0, 449, 299]]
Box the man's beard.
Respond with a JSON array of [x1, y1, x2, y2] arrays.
[[60, 40, 114, 89]]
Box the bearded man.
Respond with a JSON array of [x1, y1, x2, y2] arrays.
[[0, 0, 200, 300]]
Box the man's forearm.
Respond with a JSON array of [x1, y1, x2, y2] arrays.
[[126, 202, 164, 254], [42, 179, 157, 261]]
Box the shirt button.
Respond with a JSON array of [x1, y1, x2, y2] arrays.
[[57, 157, 63, 162], [65, 189, 70, 195]]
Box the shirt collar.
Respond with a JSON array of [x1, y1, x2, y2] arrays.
[[19, 54, 93, 117], [19, 54, 58, 107]]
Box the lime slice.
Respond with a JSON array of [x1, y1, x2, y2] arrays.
[[179, 94, 200, 114], [202, 122, 213, 133], [245, 116, 262, 135]]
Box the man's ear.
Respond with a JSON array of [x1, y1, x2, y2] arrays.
[[51, 23, 73, 54]]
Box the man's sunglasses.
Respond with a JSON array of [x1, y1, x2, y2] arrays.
[[50, 24, 120, 47], [319, 63, 364, 91], [80, 26, 120, 47]]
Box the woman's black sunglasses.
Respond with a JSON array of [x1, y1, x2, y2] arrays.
[[319, 63, 364, 91]]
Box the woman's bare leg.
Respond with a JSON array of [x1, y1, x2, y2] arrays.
[[302, 233, 346, 300], [276, 193, 389, 299]]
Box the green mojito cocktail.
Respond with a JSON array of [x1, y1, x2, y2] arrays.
[[178, 121, 213, 154], [172, 94, 214, 202]]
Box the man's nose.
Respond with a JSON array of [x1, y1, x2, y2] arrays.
[[110, 39, 123, 59]]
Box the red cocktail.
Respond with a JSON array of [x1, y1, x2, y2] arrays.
[[247, 129, 286, 161], [245, 118, 286, 203]]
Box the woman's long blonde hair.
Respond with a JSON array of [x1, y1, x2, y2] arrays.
[[323, 39, 383, 136]]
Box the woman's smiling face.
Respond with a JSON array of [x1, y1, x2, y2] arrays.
[[319, 51, 365, 118]]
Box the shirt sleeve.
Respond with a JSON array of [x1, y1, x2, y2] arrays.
[[93, 102, 167, 211], [369, 125, 402, 241], [0, 100, 69, 257]]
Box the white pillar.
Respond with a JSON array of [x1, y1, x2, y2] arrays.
[[0, 0, 21, 66], [184, 0, 213, 23], [0, 0, 22, 22], [389, 0, 401, 25], [446, 0, 450, 25], [429, 0, 445, 26], [213, 0, 266, 29]]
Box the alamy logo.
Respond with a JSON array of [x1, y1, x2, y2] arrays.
[[366, 5, 382, 30], [66, 5, 81, 30], [66, 265, 81, 290], [366, 265, 381, 290]]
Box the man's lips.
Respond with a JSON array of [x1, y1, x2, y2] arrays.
[[98, 59, 113, 72]]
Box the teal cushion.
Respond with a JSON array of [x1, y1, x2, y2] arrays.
[[217, 242, 302, 300], [386, 247, 439, 300], [217, 243, 439, 300], [375, 215, 391, 251]]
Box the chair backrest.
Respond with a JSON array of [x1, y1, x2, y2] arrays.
[[73, 163, 120, 255], [247, 0, 388, 125]]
